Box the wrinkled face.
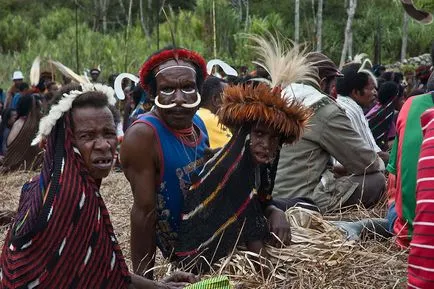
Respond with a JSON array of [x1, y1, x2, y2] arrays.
[[155, 60, 198, 129], [8, 111, 17, 127], [72, 106, 117, 180], [353, 77, 377, 108], [249, 123, 280, 165]]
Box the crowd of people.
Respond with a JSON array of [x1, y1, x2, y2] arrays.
[[0, 36, 434, 288]]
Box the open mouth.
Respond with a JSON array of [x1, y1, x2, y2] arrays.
[[92, 158, 113, 169]]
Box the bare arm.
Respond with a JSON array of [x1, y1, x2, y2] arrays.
[[121, 124, 158, 278]]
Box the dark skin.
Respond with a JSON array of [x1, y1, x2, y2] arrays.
[[122, 60, 289, 279], [249, 123, 291, 251], [122, 60, 200, 279], [72, 106, 197, 289], [201, 82, 227, 115], [348, 77, 389, 164]]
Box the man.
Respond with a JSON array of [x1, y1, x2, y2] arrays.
[[197, 76, 232, 149], [121, 47, 210, 277], [0, 83, 196, 289], [5, 71, 24, 109], [335, 62, 390, 163], [273, 52, 385, 213], [90, 68, 101, 83], [386, 90, 434, 247]]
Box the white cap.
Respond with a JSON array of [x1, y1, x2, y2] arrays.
[[12, 71, 24, 80]]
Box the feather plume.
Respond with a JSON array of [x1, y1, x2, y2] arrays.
[[49, 60, 89, 84], [30, 57, 41, 87], [352, 53, 368, 64], [249, 34, 318, 89], [218, 83, 312, 144], [32, 83, 116, 146]]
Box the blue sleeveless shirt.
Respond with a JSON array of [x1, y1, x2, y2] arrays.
[[134, 113, 209, 258]]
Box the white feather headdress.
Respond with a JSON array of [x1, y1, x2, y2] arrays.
[[30, 57, 41, 87], [248, 34, 319, 89], [31, 62, 116, 146], [347, 53, 378, 88]]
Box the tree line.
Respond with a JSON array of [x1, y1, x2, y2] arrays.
[[0, 0, 433, 87]]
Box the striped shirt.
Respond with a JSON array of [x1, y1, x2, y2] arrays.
[[408, 108, 434, 288], [336, 96, 381, 153]]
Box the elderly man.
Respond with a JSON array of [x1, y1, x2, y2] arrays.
[[121, 47, 210, 277], [273, 52, 385, 213], [0, 83, 196, 289]]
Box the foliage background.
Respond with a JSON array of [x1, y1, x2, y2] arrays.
[[0, 0, 433, 88]]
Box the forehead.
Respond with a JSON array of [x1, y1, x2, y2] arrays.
[[253, 122, 279, 135], [155, 60, 196, 86], [72, 106, 115, 131]]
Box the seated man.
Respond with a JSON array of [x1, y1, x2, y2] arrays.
[[121, 47, 211, 277], [0, 83, 195, 289], [336, 60, 389, 163], [274, 52, 385, 213], [197, 76, 232, 149], [1, 94, 42, 173], [365, 81, 400, 151], [387, 87, 434, 247], [407, 107, 434, 288]]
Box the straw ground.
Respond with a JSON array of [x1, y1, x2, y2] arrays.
[[0, 171, 407, 288]]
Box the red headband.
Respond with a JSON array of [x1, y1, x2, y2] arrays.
[[139, 48, 207, 93]]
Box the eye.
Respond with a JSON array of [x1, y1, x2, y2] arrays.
[[181, 87, 196, 94], [160, 88, 175, 95]]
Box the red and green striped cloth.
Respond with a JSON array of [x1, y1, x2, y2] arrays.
[[387, 92, 434, 247]]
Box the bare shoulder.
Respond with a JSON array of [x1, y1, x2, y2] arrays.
[[121, 122, 157, 169]]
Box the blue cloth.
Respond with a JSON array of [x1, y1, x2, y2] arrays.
[[135, 113, 209, 258], [11, 93, 21, 109], [386, 201, 398, 233]]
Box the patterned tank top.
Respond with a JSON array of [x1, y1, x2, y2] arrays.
[[134, 113, 209, 258]]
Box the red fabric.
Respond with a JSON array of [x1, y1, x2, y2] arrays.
[[139, 48, 207, 93], [0, 115, 130, 289], [408, 108, 434, 288]]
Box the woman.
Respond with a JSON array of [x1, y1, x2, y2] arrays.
[[174, 34, 316, 271]]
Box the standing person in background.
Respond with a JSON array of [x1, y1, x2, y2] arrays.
[[197, 76, 232, 149], [5, 71, 24, 109]]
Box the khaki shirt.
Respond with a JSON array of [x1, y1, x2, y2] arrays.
[[273, 97, 382, 212]]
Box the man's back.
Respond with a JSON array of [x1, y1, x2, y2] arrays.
[[274, 88, 380, 212]]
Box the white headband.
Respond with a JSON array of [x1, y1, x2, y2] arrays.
[[155, 65, 197, 77]]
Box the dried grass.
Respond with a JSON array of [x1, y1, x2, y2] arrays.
[[0, 171, 407, 288]]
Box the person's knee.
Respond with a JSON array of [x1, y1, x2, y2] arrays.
[[361, 172, 386, 206]]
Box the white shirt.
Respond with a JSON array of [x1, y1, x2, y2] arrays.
[[336, 95, 382, 153]]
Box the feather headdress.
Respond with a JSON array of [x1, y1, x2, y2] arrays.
[[31, 62, 116, 146], [218, 34, 315, 143], [346, 53, 378, 87], [30, 57, 41, 87]]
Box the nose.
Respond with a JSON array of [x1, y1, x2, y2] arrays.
[[94, 136, 112, 151], [172, 89, 187, 106]]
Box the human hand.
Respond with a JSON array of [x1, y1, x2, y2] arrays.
[[160, 272, 198, 288], [266, 206, 291, 247]]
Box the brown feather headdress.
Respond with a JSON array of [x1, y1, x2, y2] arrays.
[[218, 34, 316, 143]]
